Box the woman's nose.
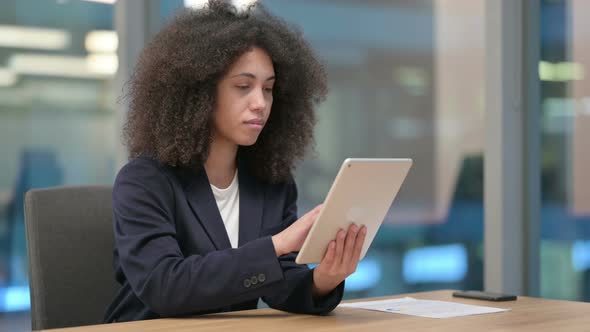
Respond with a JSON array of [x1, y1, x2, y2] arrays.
[[250, 88, 267, 111]]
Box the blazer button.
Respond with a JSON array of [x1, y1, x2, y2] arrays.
[[258, 273, 266, 283], [243, 278, 252, 288], [250, 276, 258, 285]]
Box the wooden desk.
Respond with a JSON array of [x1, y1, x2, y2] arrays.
[[43, 290, 590, 332]]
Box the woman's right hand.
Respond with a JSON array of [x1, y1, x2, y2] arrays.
[[271, 204, 323, 257]]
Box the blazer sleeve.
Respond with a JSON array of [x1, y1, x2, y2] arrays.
[[262, 179, 345, 315], [113, 160, 289, 317]]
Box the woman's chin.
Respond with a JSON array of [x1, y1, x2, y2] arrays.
[[236, 136, 260, 146]]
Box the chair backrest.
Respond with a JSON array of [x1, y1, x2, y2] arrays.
[[24, 186, 119, 330]]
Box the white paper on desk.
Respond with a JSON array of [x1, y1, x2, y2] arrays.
[[339, 297, 510, 319]]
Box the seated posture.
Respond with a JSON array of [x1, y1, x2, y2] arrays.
[[104, 0, 366, 322]]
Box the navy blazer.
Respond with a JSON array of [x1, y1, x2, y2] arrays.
[[104, 156, 344, 322]]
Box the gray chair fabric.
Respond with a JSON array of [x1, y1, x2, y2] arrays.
[[24, 186, 118, 330]]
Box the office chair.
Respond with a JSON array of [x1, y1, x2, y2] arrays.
[[24, 186, 119, 330]]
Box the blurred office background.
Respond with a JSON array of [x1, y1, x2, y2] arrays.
[[0, 0, 588, 330]]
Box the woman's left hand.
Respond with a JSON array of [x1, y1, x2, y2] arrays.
[[311, 223, 367, 297]]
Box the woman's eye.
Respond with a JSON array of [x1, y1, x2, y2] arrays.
[[264, 87, 273, 93], [236, 85, 249, 90]]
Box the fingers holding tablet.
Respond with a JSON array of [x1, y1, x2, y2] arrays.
[[334, 229, 345, 264], [295, 158, 412, 264], [271, 203, 324, 257], [312, 223, 367, 296], [350, 225, 367, 272], [342, 224, 366, 274]]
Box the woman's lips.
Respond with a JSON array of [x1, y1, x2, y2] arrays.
[[244, 119, 265, 130]]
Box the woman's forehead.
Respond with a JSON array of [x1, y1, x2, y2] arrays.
[[225, 47, 275, 78]]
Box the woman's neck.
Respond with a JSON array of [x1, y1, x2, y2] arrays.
[[204, 135, 238, 189]]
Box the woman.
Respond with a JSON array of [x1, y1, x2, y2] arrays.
[[104, 1, 366, 323]]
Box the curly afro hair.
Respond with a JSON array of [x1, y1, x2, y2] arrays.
[[123, 0, 327, 183]]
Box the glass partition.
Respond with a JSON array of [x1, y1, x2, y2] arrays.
[[539, 0, 590, 301], [0, 0, 117, 314]]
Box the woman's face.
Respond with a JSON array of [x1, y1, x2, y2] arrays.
[[213, 47, 275, 147]]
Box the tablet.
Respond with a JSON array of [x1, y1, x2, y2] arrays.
[[295, 158, 412, 264]]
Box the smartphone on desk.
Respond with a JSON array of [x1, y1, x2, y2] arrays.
[[453, 290, 517, 301]]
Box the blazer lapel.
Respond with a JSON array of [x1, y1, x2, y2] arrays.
[[185, 167, 232, 250], [238, 166, 264, 247]]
